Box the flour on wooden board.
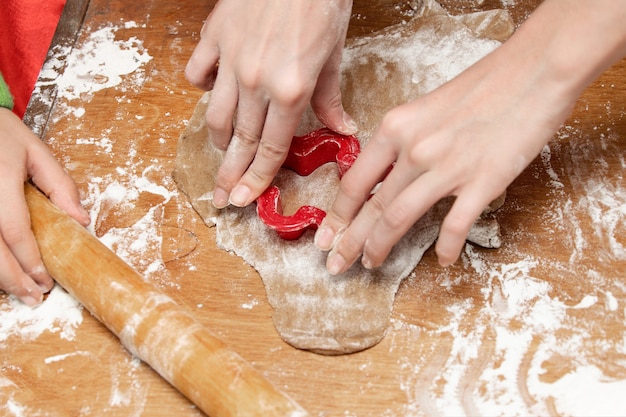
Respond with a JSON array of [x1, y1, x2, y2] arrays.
[[30, 21, 152, 132], [0, 285, 82, 347], [2, 20, 159, 338], [84, 168, 180, 284], [1, 20, 163, 415], [175, 1, 625, 415], [385, 110, 626, 416], [3, 3, 626, 417]]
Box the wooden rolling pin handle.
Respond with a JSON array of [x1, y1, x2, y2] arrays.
[[25, 183, 309, 417]]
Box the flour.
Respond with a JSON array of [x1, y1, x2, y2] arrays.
[[39, 25, 152, 105], [533, 365, 626, 417], [3, 1, 625, 415], [83, 167, 179, 284], [44, 350, 92, 364], [1, 17, 168, 414], [579, 179, 626, 260], [29, 21, 153, 135], [0, 285, 83, 347], [391, 243, 626, 416], [388, 93, 626, 415]]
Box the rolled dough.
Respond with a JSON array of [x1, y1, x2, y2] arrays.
[[174, 0, 514, 355]]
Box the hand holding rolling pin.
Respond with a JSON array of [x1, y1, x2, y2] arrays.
[[0, 106, 89, 306]]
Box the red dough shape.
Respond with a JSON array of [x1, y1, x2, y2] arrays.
[[256, 128, 360, 240]]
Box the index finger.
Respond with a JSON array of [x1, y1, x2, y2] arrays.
[[185, 28, 220, 91], [0, 179, 53, 299], [228, 96, 307, 207], [315, 134, 398, 251]]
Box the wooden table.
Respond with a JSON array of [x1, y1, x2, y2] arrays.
[[2, 0, 625, 416]]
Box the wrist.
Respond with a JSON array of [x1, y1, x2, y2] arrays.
[[521, 0, 626, 101]]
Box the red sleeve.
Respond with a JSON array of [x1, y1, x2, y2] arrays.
[[0, 0, 66, 118]]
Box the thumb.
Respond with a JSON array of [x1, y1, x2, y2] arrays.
[[311, 43, 358, 136], [28, 142, 90, 227]]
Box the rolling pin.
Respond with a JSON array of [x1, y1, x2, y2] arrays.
[[24, 182, 309, 417]]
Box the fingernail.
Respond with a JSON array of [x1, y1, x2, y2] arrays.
[[314, 225, 335, 251], [212, 187, 230, 208], [327, 252, 346, 275], [229, 185, 251, 207], [438, 256, 452, 268], [20, 293, 42, 307], [361, 253, 373, 270], [38, 281, 54, 293], [79, 207, 91, 225], [342, 112, 358, 134]]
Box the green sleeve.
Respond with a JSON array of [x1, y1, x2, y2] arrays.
[[0, 73, 14, 110]]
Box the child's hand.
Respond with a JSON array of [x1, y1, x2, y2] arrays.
[[0, 108, 89, 306]]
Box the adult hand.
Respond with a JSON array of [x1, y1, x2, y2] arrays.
[[0, 108, 89, 306], [185, 0, 356, 209], [313, 0, 606, 274]]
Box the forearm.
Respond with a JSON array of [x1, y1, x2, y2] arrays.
[[512, 0, 626, 102]]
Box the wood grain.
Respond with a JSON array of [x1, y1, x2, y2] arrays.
[[2, 0, 626, 416], [24, 183, 308, 417]]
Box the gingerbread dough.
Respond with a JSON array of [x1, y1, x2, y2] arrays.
[[174, 0, 514, 355]]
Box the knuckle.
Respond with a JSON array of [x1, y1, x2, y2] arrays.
[[215, 164, 242, 191], [238, 65, 263, 90], [0, 258, 20, 295], [233, 128, 260, 149], [362, 240, 387, 268], [337, 176, 369, 203], [363, 193, 386, 221], [323, 210, 350, 230], [378, 108, 406, 141], [244, 167, 272, 189], [380, 203, 411, 231], [325, 89, 343, 110], [442, 212, 473, 239], [336, 231, 363, 257], [407, 138, 442, 167], [205, 110, 231, 135], [271, 75, 308, 107], [184, 64, 202, 86], [258, 140, 289, 163], [39, 169, 71, 191], [2, 224, 28, 249], [312, 89, 342, 116], [1, 277, 25, 299]]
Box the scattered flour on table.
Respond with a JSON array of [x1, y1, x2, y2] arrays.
[[83, 166, 181, 286], [33, 21, 152, 123], [37, 19, 186, 284], [2, 20, 169, 415], [2, 20, 158, 342], [392, 247, 626, 416], [6, 4, 625, 417], [43, 22, 152, 102], [390, 114, 626, 416], [0, 285, 83, 347]]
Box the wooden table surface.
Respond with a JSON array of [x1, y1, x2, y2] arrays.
[[2, 0, 626, 416]]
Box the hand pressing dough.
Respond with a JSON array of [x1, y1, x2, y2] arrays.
[[174, 0, 514, 355]]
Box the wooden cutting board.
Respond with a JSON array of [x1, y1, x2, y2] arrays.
[[3, 1, 626, 416]]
